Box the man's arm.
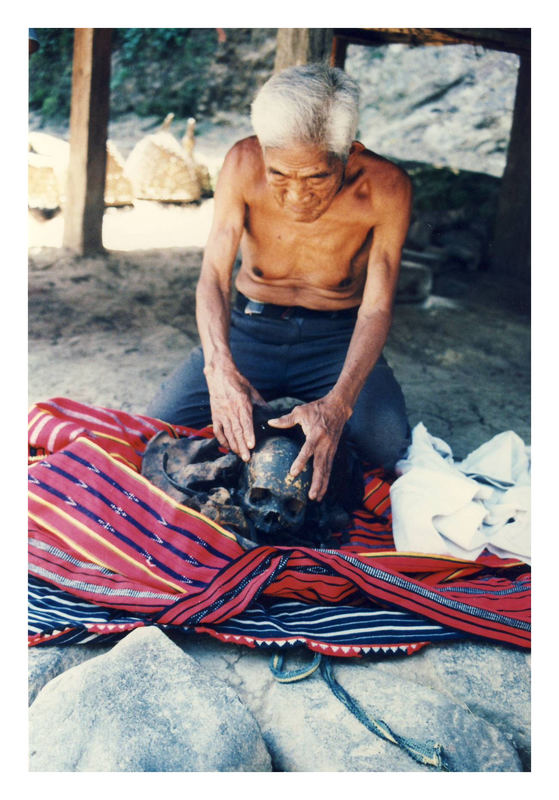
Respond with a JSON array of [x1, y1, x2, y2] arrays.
[[196, 142, 267, 461], [270, 168, 412, 500]]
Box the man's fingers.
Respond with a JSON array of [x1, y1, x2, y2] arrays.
[[268, 411, 296, 429], [289, 440, 313, 477], [214, 412, 243, 460], [238, 405, 256, 452], [308, 447, 334, 501], [212, 420, 229, 451], [309, 470, 327, 502], [226, 418, 252, 462]]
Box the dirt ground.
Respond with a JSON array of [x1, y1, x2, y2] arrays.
[[28, 209, 530, 462]]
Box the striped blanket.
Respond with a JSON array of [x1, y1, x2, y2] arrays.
[[28, 398, 531, 656]]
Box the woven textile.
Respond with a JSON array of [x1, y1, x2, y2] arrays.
[[28, 399, 531, 655]]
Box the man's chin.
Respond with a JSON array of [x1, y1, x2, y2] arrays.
[[287, 206, 322, 222]]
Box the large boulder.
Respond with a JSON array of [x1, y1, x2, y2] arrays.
[[371, 640, 531, 769], [28, 642, 113, 705], [177, 635, 525, 772], [29, 626, 271, 772]]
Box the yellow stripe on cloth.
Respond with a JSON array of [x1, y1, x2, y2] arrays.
[[74, 436, 239, 542], [363, 478, 383, 502], [88, 430, 142, 449], [28, 496, 186, 594]]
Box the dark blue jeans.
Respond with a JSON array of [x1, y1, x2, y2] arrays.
[[147, 307, 410, 470]]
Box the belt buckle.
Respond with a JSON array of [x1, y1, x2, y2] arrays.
[[244, 300, 266, 316]]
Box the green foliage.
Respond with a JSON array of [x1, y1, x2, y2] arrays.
[[28, 28, 75, 120], [112, 28, 217, 117], [29, 28, 219, 123]]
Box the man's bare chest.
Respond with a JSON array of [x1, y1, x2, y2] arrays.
[[242, 196, 374, 274]]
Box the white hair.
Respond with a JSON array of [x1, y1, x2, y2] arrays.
[[251, 64, 360, 161]]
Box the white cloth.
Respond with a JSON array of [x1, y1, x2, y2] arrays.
[[390, 423, 530, 563]]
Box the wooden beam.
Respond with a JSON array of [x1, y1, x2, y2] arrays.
[[438, 28, 531, 55], [274, 29, 333, 72], [63, 28, 112, 254], [332, 27, 530, 56]]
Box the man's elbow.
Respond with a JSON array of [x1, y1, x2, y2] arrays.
[[357, 304, 393, 329], [196, 263, 231, 304]]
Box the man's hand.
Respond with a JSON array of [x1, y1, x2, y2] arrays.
[[204, 362, 268, 462], [267, 394, 352, 502]]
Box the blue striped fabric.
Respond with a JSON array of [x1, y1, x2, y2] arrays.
[[28, 575, 467, 652]]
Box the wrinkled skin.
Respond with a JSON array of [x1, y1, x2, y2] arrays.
[[203, 360, 270, 463], [196, 138, 412, 495], [267, 392, 351, 502]]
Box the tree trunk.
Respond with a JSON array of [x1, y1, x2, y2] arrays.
[[491, 54, 531, 287], [63, 28, 112, 254]]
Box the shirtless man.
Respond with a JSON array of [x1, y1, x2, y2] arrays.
[[147, 64, 412, 502]]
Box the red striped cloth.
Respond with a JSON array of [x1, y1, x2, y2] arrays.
[[28, 399, 530, 650]]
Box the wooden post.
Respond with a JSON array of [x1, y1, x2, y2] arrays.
[[330, 36, 348, 69], [63, 28, 112, 254], [491, 54, 531, 284], [274, 29, 334, 72]]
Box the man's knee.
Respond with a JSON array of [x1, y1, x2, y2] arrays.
[[346, 406, 410, 472], [146, 347, 211, 427]]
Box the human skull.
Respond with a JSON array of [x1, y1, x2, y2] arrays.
[[241, 436, 312, 538]]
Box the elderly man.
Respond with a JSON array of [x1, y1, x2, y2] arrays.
[[147, 64, 412, 502]]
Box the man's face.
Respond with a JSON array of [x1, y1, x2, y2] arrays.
[[263, 144, 345, 223]]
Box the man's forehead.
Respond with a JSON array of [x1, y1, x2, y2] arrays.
[[263, 144, 341, 173]]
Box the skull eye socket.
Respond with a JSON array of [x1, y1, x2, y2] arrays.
[[285, 498, 305, 517], [248, 487, 271, 504]]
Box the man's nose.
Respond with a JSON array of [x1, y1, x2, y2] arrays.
[[286, 182, 311, 204]]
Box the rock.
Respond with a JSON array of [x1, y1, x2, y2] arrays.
[[29, 626, 271, 772], [396, 262, 433, 303], [402, 246, 450, 272], [175, 635, 523, 771], [437, 229, 485, 270], [348, 43, 519, 177], [362, 640, 531, 770], [28, 642, 113, 705], [426, 642, 531, 769], [405, 218, 435, 250]]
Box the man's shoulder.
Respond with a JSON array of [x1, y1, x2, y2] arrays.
[[225, 136, 263, 168], [348, 143, 411, 217], [352, 142, 411, 193], [218, 137, 264, 196]]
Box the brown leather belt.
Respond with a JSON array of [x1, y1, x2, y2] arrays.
[[234, 292, 359, 320]]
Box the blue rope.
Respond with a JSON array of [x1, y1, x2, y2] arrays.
[[269, 651, 448, 770], [269, 651, 323, 682]]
